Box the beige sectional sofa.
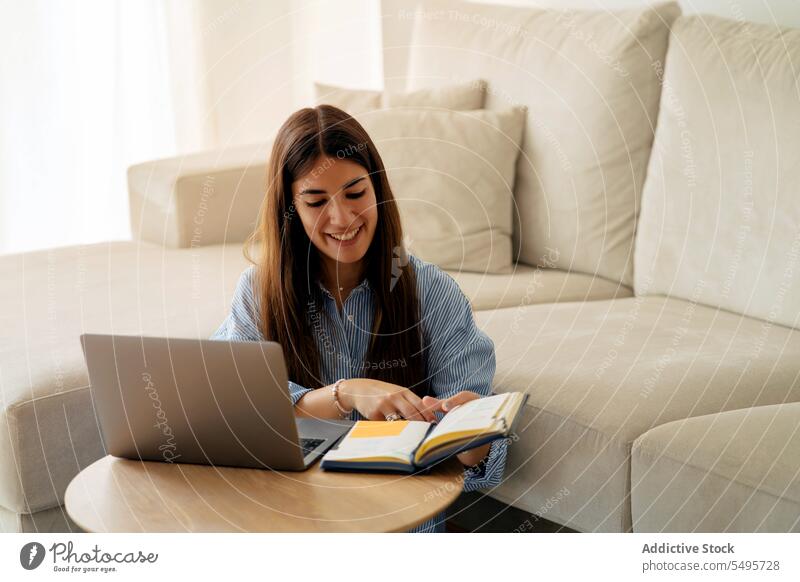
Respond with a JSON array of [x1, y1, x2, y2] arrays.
[[1, 1, 798, 533]]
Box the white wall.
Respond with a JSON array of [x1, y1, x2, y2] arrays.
[[197, 0, 384, 149]]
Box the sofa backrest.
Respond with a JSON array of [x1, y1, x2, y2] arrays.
[[634, 14, 800, 330], [403, 0, 680, 287]]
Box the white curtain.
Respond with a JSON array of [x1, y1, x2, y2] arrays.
[[0, 0, 209, 255]]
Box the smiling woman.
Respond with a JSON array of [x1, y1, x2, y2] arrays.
[[295, 164, 376, 278], [211, 104, 509, 532]]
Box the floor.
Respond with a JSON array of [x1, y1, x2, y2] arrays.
[[445, 491, 578, 533]]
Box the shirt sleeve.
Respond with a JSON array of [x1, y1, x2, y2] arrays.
[[418, 260, 509, 492], [210, 266, 313, 406]]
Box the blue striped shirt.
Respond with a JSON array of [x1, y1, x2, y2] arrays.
[[211, 252, 509, 532]]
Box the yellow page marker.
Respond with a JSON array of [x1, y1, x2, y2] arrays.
[[349, 420, 410, 438]]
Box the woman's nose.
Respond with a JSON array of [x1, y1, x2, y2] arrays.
[[327, 196, 356, 227]]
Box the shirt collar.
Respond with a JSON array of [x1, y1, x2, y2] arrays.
[[316, 276, 371, 299]]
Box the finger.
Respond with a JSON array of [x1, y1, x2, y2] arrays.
[[402, 392, 437, 423], [392, 396, 422, 421], [422, 395, 444, 415], [377, 398, 409, 421], [373, 401, 399, 420], [441, 391, 480, 412], [368, 407, 388, 421], [422, 395, 441, 405]]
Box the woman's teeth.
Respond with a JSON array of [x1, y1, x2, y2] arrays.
[[327, 226, 361, 241]]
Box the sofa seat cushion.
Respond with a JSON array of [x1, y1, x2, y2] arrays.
[[631, 403, 800, 532], [447, 265, 631, 311], [473, 297, 800, 532], [0, 241, 250, 514]]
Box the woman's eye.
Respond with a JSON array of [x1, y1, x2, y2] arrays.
[[305, 190, 365, 208]]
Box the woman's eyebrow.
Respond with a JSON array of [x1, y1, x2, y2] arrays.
[[300, 175, 366, 195]]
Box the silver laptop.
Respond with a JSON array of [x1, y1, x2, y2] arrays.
[[80, 334, 352, 470]]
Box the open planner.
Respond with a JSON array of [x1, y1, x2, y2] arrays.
[[320, 392, 527, 473]]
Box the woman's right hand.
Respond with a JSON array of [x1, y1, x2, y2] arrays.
[[338, 378, 438, 423]]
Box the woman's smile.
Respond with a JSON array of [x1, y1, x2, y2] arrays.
[[326, 224, 363, 245]]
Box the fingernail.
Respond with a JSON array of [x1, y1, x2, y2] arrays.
[[442, 403, 449, 411]]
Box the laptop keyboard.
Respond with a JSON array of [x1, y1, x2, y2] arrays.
[[300, 437, 325, 458]]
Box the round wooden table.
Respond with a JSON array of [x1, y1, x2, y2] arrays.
[[65, 455, 464, 532]]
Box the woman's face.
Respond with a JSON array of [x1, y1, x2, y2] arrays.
[[291, 155, 378, 267]]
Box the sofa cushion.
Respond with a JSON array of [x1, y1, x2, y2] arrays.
[[634, 15, 800, 330], [358, 107, 527, 273], [631, 403, 800, 532], [313, 79, 486, 114], [405, 0, 681, 286], [474, 296, 800, 532], [447, 265, 631, 311]]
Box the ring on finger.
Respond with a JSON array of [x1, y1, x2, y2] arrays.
[[385, 412, 402, 422]]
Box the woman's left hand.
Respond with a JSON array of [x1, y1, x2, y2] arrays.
[[422, 391, 491, 468]]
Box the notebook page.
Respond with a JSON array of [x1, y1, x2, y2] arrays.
[[423, 393, 509, 444], [322, 420, 430, 462]]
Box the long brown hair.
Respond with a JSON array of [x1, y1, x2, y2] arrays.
[[245, 105, 430, 398]]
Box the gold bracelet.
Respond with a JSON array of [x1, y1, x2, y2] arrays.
[[331, 378, 353, 419]]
